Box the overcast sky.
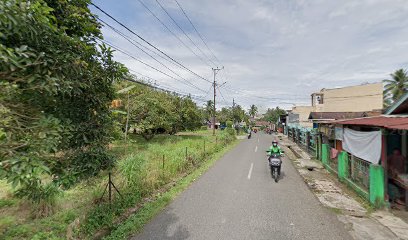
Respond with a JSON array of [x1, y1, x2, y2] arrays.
[[91, 0, 408, 112]]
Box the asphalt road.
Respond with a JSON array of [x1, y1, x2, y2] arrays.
[[132, 133, 351, 240]]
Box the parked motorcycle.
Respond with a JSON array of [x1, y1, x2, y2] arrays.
[[248, 131, 252, 139], [268, 152, 282, 183]]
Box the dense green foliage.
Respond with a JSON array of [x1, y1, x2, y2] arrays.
[[262, 107, 286, 123], [117, 83, 203, 140], [383, 68, 408, 106], [0, 0, 126, 210], [214, 105, 248, 125]]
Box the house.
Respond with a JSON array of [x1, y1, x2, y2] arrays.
[[311, 82, 383, 112], [320, 93, 408, 209], [207, 118, 220, 129], [287, 105, 314, 128]]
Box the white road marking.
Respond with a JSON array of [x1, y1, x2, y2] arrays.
[[247, 163, 254, 179], [254, 146, 258, 152]]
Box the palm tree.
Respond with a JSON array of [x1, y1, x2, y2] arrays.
[[248, 104, 258, 118], [383, 69, 408, 105], [204, 100, 214, 120]]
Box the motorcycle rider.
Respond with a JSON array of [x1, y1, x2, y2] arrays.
[[267, 140, 283, 175]]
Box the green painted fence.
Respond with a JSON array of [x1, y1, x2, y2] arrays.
[[369, 165, 385, 207]]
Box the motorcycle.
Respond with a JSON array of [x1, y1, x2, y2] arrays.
[[248, 131, 252, 139], [267, 152, 282, 183]]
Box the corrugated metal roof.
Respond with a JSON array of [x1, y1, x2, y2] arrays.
[[387, 123, 408, 130], [335, 116, 408, 129], [308, 111, 381, 120], [385, 92, 408, 115]]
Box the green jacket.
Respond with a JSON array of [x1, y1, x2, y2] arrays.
[[268, 145, 282, 155]]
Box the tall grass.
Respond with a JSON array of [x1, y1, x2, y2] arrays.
[[81, 130, 236, 238], [0, 130, 236, 239]]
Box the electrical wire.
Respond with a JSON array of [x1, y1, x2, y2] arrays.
[[174, 0, 221, 66], [155, 0, 216, 67], [98, 38, 206, 93], [137, 0, 213, 69], [91, 3, 212, 84], [98, 18, 206, 93]]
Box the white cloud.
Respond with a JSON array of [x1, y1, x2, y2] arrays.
[[93, 0, 408, 109]]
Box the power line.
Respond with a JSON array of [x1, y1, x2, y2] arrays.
[[155, 0, 217, 67], [137, 0, 213, 68], [98, 17, 184, 73], [218, 88, 229, 105], [98, 18, 205, 93], [174, 0, 221, 66], [91, 3, 212, 84], [124, 74, 209, 103], [98, 38, 206, 93]]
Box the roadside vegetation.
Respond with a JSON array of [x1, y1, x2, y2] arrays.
[[0, 0, 242, 239], [0, 130, 237, 239]]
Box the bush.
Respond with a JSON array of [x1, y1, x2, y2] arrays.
[[15, 182, 60, 218], [218, 128, 236, 144], [226, 121, 233, 128], [200, 126, 208, 131]]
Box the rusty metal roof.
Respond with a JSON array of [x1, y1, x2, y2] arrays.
[[308, 111, 381, 120], [334, 116, 408, 129]]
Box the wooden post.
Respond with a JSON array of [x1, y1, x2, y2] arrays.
[[306, 131, 310, 153], [204, 140, 206, 155], [185, 147, 188, 161], [162, 154, 165, 169]]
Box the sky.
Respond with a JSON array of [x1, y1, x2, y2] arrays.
[[90, 0, 408, 112]]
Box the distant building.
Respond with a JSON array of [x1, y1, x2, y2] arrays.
[[311, 82, 383, 112], [288, 105, 314, 128]]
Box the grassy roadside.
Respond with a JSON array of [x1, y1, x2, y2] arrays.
[[104, 140, 240, 239], [0, 130, 237, 239]]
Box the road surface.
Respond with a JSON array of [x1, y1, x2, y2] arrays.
[[132, 133, 351, 240]]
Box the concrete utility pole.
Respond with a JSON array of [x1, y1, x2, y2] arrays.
[[212, 67, 223, 136]]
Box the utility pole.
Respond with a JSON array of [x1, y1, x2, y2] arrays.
[[212, 67, 223, 136]]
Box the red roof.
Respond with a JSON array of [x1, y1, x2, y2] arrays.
[[334, 116, 408, 130]]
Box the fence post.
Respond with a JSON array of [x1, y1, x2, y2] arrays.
[[321, 144, 329, 166], [185, 147, 188, 161], [369, 165, 385, 207], [306, 131, 310, 153], [338, 151, 349, 181], [204, 140, 206, 156], [162, 154, 165, 169]]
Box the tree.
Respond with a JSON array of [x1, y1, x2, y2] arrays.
[[263, 107, 286, 123], [0, 0, 126, 211], [384, 69, 408, 106], [248, 104, 258, 118], [119, 82, 203, 140], [217, 107, 232, 124], [127, 85, 178, 140], [232, 105, 248, 124], [204, 100, 214, 121], [174, 96, 202, 132]]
